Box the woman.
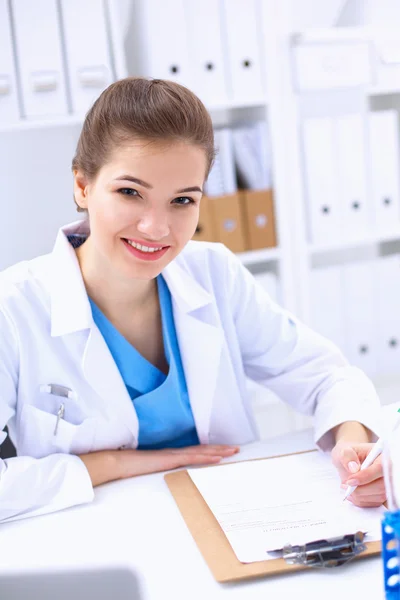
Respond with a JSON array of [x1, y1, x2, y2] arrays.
[[0, 78, 385, 522]]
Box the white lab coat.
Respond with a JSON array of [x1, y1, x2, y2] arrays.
[[0, 221, 380, 522]]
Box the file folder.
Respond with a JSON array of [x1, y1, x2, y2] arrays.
[[309, 265, 346, 353], [59, 0, 114, 115], [241, 189, 277, 250], [133, 0, 191, 86], [335, 114, 370, 240], [343, 262, 378, 378], [375, 255, 400, 379], [11, 0, 69, 118], [184, 0, 228, 107], [205, 129, 237, 197], [221, 0, 265, 104], [191, 196, 216, 242], [302, 117, 341, 244], [232, 121, 272, 191], [209, 193, 247, 253], [165, 450, 380, 582], [369, 110, 400, 231], [0, 0, 20, 123]]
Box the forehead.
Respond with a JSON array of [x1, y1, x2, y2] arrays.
[[102, 140, 208, 183]]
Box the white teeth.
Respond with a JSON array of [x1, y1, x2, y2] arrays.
[[125, 239, 163, 253]]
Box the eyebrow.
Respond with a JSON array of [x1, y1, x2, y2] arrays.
[[114, 175, 203, 194]]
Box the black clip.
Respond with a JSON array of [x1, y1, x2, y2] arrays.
[[282, 531, 367, 568]]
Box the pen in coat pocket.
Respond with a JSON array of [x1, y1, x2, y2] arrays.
[[53, 403, 65, 436]]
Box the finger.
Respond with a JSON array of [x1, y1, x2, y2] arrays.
[[134, 450, 224, 475], [335, 446, 361, 481], [345, 461, 383, 487], [170, 453, 224, 469], [342, 479, 386, 506]]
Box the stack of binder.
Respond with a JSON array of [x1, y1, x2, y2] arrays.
[[309, 255, 400, 380], [0, 0, 114, 123], [129, 0, 267, 108], [195, 123, 277, 254], [302, 110, 400, 245]]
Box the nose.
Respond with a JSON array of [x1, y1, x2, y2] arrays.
[[136, 207, 170, 241]]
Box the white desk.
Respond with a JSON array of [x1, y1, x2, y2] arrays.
[[0, 430, 384, 600]]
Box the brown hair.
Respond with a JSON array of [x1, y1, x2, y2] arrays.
[[72, 77, 215, 211]]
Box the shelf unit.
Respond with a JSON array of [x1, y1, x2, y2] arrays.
[[3, 0, 400, 437]]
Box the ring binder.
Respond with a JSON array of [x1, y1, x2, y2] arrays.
[[282, 531, 367, 568]]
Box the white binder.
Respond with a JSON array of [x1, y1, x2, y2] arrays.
[[302, 117, 341, 245], [11, 0, 68, 118], [0, 0, 20, 123], [0, 0, 19, 123], [368, 110, 400, 232], [133, 0, 191, 87], [184, 0, 228, 107], [221, 0, 265, 105], [309, 266, 346, 353], [59, 0, 114, 115], [342, 262, 378, 378], [335, 114, 370, 241], [205, 128, 237, 197], [375, 255, 400, 379]]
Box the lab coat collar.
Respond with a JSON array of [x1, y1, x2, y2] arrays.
[[49, 222, 213, 337], [50, 220, 93, 337]]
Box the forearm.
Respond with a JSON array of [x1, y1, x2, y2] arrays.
[[333, 421, 372, 444], [78, 450, 123, 487]]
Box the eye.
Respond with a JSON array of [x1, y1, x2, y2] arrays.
[[117, 188, 140, 197], [172, 196, 195, 206]]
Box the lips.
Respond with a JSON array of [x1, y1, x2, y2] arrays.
[[122, 238, 170, 262], [124, 238, 167, 253]]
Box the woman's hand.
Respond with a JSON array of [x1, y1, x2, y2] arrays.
[[331, 440, 386, 507], [80, 444, 240, 487]]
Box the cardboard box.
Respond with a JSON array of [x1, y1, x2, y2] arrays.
[[241, 189, 277, 250], [209, 193, 247, 253], [192, 195, 216, 242]]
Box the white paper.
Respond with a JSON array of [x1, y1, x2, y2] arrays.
[[188, 452, 384, 563]]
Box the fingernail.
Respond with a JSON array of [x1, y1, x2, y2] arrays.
[[346, 479, 358, 486], [348, 461, 359, 474], [340, 484, 347, 490]]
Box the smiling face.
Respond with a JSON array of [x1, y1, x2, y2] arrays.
[[74, 139, 207, 281]]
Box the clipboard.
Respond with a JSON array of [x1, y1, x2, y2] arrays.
[[164, 450, 381, 582]]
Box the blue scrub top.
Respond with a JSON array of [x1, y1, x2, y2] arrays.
[[88, 276, 199, 450]]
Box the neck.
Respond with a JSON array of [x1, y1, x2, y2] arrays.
[[75, 238, 157, 318]]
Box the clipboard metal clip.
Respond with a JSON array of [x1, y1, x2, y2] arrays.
[[282, 531, 367, 568]]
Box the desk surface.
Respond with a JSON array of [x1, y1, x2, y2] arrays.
[[0, 429, 384, 600]]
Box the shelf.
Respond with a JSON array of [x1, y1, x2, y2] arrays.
[[368, 85, 400, 96], [0, 114, 84, 133], [208, 98, 268, 112], [0, 99, 268, 134], [291, 25, 394, 44], [309, 231, 400, 255], [237, 247, 280, 266]]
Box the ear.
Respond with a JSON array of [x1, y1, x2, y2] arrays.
[[73, 170, 90, 211]]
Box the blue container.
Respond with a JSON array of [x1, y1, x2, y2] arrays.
[[382, 510, 400, 599]]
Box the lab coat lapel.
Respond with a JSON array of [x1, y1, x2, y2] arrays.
[[82, 325, 139, 438], [163, 261, 223, 444], [49, 223, 139, 440]]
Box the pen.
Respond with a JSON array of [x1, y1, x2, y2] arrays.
[[343, 408, 400, 502]]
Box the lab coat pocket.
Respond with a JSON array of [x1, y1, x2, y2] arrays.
[[19, 404, 97, 459]]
